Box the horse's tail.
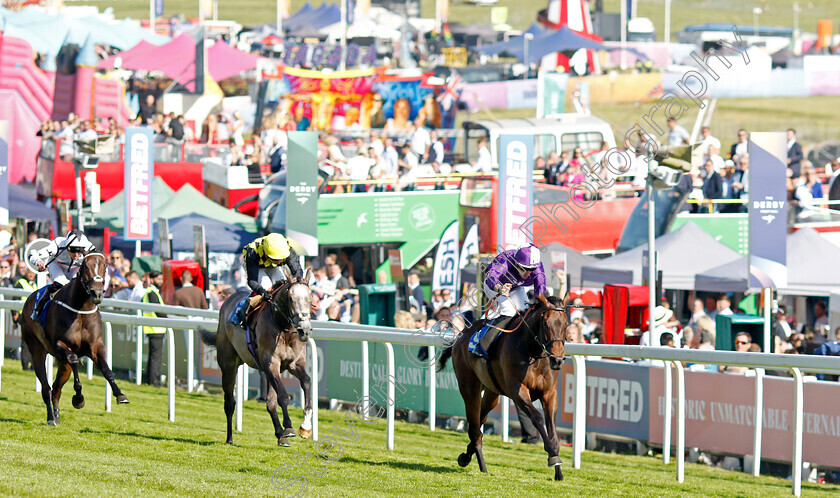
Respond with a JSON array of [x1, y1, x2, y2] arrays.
[[198, 327, 217, 347], [436, 345, 453, 373]]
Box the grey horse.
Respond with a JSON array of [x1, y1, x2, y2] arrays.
[[201, 268, 314, 446]]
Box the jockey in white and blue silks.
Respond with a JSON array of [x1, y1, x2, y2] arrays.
[[29, 229, 99, 318], [470, 245, 547, 358]]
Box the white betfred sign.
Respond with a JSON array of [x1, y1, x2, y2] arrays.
[[498, 135, 534, 251], [124, 127, 154, 241], [432, 221, 459, 296]]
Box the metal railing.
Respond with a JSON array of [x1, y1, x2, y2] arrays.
[[2, 287, 839, 496]]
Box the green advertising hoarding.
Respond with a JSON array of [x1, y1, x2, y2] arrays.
[[318, 191, 460, 269], [325, 339, 465, 417], [671, 213, 748, 256]]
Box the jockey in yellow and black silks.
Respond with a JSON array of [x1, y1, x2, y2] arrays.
[[235, 233, 303, 326]]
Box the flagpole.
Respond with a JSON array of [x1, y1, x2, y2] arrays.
[[340, 0, 348, 71], [149, 0, 155, 34]]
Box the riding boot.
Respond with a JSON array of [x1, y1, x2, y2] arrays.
[[479, 316, 512, 355], [32, 281, 62, 321]]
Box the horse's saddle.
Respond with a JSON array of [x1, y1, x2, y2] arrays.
[[31, 286, 52, 328]]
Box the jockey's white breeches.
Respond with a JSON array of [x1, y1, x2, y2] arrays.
[[483, 281, 530, 320]]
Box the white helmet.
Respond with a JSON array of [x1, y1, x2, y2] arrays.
[[64, 229, 92, 250]]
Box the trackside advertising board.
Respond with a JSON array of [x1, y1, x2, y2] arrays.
[[497, 134, 534, 251], [124, 127, 154, 241]]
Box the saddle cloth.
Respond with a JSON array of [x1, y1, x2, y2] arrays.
[[468, 321, 501, 355], [32, 286, 52, 328]]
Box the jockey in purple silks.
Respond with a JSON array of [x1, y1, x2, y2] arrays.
[[469, 245, 547, 358]]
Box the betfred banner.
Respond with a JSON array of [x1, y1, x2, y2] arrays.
[[498, 134, 534, 251], [432, 221, 459, 296], [286, 131, 319, 256], [650, 368, 840, 467], [124, 127, 154, 241], [748, 132, 788, 288], [558, 360, 650, 440], [459, 223, 479, 269], [0, 121, 8, 225]]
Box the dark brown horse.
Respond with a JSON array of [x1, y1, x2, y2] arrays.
[[437, 294, 569, 480], [200, 268, 314, 447], [20, 252, 129, 425]]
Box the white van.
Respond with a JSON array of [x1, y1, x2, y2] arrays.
[[461, 114, 617, 166]]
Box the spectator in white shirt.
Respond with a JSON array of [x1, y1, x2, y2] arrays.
[[381, 137, 399, 178], [429, 129, 445, 165], [114, 271, 146, 302], [697, 126, 721, 157], [473, 137, 492, 172], [347, 149, 374, 193], [410, 117, 431, 159]]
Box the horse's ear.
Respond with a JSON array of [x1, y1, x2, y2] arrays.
[[538, 294, 550, 307], [284, 267, 292, 282], [560, 290, 571, 309], [304, 268, 312, 283]]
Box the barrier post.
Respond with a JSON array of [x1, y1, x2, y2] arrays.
[[752, 368, 765, 476], [242, 364, 249, 402], [187, 327, 195, 392], [572, 355, 586, 469], [168, 328, 175, 422], [663, 362, 673, 464], [674, 361, 685, 483], [86, 356, 93, 379], [105, 322, 112, 413], [428, 346, 436, 432], [135, 310, 143, 385], [37, 355, 54, 393], [501, 396, 509, 442], [385, 342, 395, 450], [791, 367, 803, 497], [309, 338, 318, 441], [235, 364, 244, 432], [362, 340, 370, 419]]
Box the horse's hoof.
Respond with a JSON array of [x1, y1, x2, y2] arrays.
[[297, 428, 312, 439], [548, 456, 563, 467], [457, 453, 471, 467], [278, 437, 291, 447], [47, 420, 57, 426], [116, 395, 129, 404], [283, 428, 297, 438], [72, 394, 85, 409], [555, 467, 564, 481], [226, 439, 234, 445]]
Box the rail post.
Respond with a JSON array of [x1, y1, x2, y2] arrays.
[[572, 355, 587, 469], [168, 328, 175, 422], [309, 338, 319, 441], [501, 396, 510, 442], [428, 345, 436, 432], [385, 342, 395, 450], [674, 361, 685, 483], [105, 322, 112, 413], [791, 367, 804, 497], [663, 361, 673, 464], [187, 325, 195, 392], [135, 310, 143, 385], [752, 368, 765, 476], [362, 340, 370, 419]]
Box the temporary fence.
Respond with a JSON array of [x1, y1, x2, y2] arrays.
[[2, 288, 840, 496]]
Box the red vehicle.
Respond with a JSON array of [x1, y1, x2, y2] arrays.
[[36, 138, 205, 202], [460, 176, 640, 254]]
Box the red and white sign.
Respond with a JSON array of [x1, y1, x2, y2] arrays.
[[124, 127, 154, 240]]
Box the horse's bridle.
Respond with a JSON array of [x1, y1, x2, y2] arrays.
[[265, 280, 309, 330], [79, 252, 106, 297], [532, 307, 566, 362]]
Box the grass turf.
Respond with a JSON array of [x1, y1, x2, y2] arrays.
[[1, 362, 838, 496]]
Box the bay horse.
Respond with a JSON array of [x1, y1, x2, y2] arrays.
[[200, 268, 314, 447], [437, 294, 569, 481], [20, 252, 129, 425]]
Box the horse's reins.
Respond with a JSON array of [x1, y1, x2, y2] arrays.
[[486, 292, 567, 364], [52, 252, 106, 314]]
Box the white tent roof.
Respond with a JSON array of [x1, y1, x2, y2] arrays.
[[581, 221, 744, 290], [322, 15, 402, 41]]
